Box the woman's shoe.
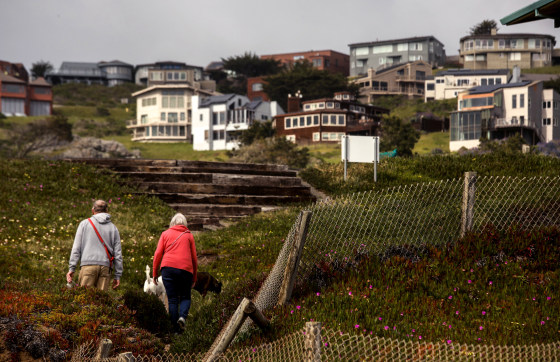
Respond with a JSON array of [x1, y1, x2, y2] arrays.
[[177, 317, 186, 330]]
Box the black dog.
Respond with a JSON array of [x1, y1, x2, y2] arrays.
[[193, 272, 222, 297]]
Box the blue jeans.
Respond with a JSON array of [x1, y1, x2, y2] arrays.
[[161, 267, 193, 332]]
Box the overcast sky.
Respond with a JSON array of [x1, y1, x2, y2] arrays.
[[2, 0, 560, 72]]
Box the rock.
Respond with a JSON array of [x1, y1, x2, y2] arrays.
[[60, 136, 140, 159]]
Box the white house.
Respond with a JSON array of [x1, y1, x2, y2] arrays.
[[127, 84, 215, 142], [192, 94, 284, 151], [425, 69, 509, 102], [450, 80, 560, 151]]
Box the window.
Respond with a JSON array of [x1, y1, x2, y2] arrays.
[[465, 55, 474, 62], [488, 78, 495, 85], [180, 112, 185, 121], [410, 42, 423, 51], [373, 44, 393, 54], [213, 130, 225, 140], [397, 43, 408, 51], [426, 83, 435, 90], [520, 94, 525, 108], [168, 112, 178, 123], [286, 135, 296, 143], [554, 118, 558, 126], [355, 47, 369, 56], [313, 132, 320, 142], [200, 114, 203, 121], [252, 83, 263, 92], [322, 115, 329, 125], [306, 116, 312, 126], [1, 84, 24, 93], [496, 78, 502, 84], [512, 95, 517, 109], [509, 52, 521, 61], [338, 115, 345, 125], [141, 114, 148, 124], [33, 87, 51, 95], [285, 118, 291, 129], [543, 118, 552, 125], [330, 115, 337, 125], [312, 58, 322, 67], [327, 102, 334, 108], [313, 115, 319, 125], [161, 112, 166, 121]]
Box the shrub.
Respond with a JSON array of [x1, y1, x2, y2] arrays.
[[229, 137, 310, 169], [123, 290, 173, 336]]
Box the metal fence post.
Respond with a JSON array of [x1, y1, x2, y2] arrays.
[[94, 339, 112, 360], [461, 172, 477, 238], [278, 210, 312, 306], [304, 322, 322, 362]]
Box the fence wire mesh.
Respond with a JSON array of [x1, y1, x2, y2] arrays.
[[72, 326, 560, 361], [72, 175, 560, 361]]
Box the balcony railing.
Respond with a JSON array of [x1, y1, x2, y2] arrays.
[[127, 117, 189, 127], [492, 117, 545, 142]]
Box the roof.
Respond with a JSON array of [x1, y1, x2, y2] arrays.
[[205, 61, 224, 71], [468, 81, 533, 94], [246, 100, 263, 110], [349, 36, 443, 48], [98, 60, 133, 67], [199, 94, 237, 107], [375, 60, 431, 75], [132, 84, 215, 97], [460, 32, 555, 42], [0, 73, 26, 83], [59, 61, 100, 70], [436, 69, 509, 77], [29, 77, 51, 86], [500, 0, 560, 27]]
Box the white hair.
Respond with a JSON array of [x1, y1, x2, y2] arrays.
[[169, 213, 188, 227]]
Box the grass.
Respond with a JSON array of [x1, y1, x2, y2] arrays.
[[413, 131, 450, 154]]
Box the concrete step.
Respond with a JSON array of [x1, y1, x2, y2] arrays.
[[137, 182, 314, 197], [119, 172, 303, 187], [168, 203, 263, 217], [156, 193, 313, 205]]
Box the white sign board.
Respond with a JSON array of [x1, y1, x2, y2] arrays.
[[341, 135, 380, 182], [341, 135, 379, 163]]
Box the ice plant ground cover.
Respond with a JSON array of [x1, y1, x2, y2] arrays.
[[0, 156, 559, 358]]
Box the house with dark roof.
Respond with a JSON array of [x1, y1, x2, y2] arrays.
[[450, 80, 560, 151], [352, 60, 433, 103], [191, 94, 284, 151], [45, 60, 134, 86], [459, 30, 555, 70], [425, 69, 510, 101], [273, 91, 388, 145], [349, 36, 446, 77], [135, 61, 206, 87]]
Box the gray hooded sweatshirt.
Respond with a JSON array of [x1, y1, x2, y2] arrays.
[[68, 213, 123, 280]]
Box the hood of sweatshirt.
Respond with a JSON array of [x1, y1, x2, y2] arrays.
[[91, 213, 112, 224]]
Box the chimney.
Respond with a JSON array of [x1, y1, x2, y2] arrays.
[[491, 28, 497, 36], [287, 90, 302, 113]]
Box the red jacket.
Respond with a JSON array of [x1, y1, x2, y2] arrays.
[[153, 225, 198, 283]]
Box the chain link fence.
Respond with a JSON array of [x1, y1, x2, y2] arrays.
[[72, 175, 560, 361]]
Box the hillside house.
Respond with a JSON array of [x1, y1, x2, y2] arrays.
[[192, 94, 283, 151], [0, 72, 52, 117], [450, 80, 560, 151], [425, 69, 510, 101], [274, 91, 388, 145]]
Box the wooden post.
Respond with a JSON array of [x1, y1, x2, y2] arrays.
[[94, 339, 112, 360], [244, 299, 270, 330], [205, 298, 252, 362], [461, 172, 477, 238], [304, 322, 322, 362], [278, 210, 312, 306], [205, 298, 270, 361]]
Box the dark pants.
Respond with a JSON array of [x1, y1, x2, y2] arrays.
[[161, 267, 193, 332]]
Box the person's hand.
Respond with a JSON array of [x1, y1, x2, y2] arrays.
[[153, 275, 158, 285], [66, 271, 74, 283], [112, 279, 120, 290]]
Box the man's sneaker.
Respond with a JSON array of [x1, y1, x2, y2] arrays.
[[177, 317, 186, 330]]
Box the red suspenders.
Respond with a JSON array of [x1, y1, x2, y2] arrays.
[[88, 218, 115, 270]]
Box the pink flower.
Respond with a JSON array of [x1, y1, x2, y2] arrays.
[[479, 326, 484, 330], [355, 324, 360, 329], [455, 311, 460, 315], [324, 342, 329, 347], [541, 321, 545, 325], [384, 326, 389, 330], [468, 280, 472, 284], [296, 305, 301, 310], [489, 281, 493, 285], [378, 317, 382, 321], [447, 340, 452, 344], [369, 285, 373, 289], [316, 292, 320, 296], [349, 292, 352, 296], [547, 297, 551, 300], [482, 311, 486, 315], [290, 310, 294, 314], [448, 295, 453, 300], [419, 336, 422, 340]]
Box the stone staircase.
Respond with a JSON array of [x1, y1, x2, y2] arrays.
[[68, 159, 317, 230]]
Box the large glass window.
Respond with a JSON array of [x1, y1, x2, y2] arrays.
[[450, 111, 482, 141], [1, 84, 24, 93], [355, 47, 369, 56], [373, 44, 393, 54], [168, 112, 178, 123], [520, 94, 525, 108], [512, 95, 517, 109]]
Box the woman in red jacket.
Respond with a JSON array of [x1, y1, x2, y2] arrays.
[[153, 213, 198, 333]]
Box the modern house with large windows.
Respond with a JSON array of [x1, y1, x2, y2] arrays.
[[459, 31, 555, 70], [450, 80, 559, 151], [127, 66, 216, 142], [191, 94, 283, 151], [349, 36, 446, 77], [425, 69, 510, 101], [46, 61, 134, 86], [274, 91, 388, 145]]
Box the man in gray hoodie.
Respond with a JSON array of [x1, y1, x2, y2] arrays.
[[66, 199, 123, 290]]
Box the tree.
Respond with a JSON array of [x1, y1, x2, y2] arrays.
[[379, 115, 420, 157], [263, 61, 359, 110], [469, 19, 498, 35], [31, 60, 54, 79], [216, 52, 283, 94], [239, 121, 275, 146]]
